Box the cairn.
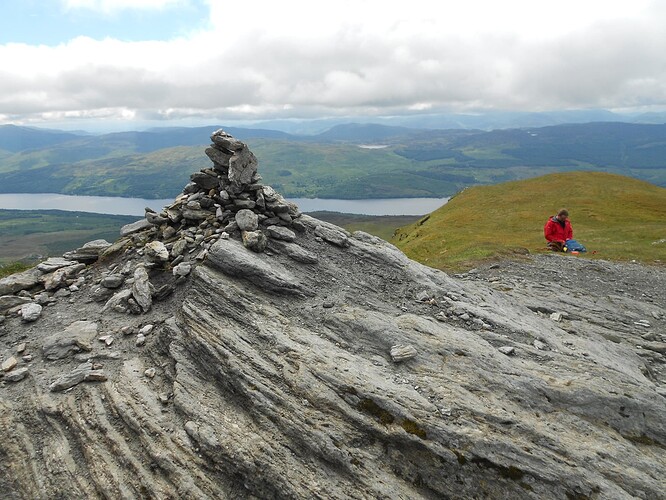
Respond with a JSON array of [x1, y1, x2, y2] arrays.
[[131, 129, 304, 260]]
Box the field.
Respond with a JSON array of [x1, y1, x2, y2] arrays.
[[0, 209, 138, 266], [393, 172, 666, 271]]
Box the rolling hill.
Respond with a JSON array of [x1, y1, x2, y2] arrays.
[[392, 172, 666, 270], [0, 122, 665, 199]]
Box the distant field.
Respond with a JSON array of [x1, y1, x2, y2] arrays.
[[0, 209, 138, 265], [308, 212, 420, 241], [393, 172, 666, 271]]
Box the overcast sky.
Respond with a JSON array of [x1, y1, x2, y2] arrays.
[[1, 0, 665, 128]]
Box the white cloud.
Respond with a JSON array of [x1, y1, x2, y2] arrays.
[[62, 0, 186, 13], [2, 0, 666, 125]]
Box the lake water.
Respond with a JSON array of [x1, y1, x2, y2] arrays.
[[0, 193, 449, 217]]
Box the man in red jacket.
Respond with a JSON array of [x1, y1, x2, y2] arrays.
[[544, 209, 573, 251]]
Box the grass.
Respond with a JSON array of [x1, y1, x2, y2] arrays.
[[0, 261, 32, 279], [0, 209, 138, 265], [392, 172, 666, 271]]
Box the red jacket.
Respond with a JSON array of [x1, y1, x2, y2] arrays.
[[544, 216, 573, 243]]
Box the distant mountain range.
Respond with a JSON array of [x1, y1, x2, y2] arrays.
[[0, 121, 664, 199]]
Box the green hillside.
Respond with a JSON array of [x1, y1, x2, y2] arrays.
[[392, 172, 666, 271]]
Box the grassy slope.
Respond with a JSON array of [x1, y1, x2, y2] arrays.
[[392, 172, 666, 271]]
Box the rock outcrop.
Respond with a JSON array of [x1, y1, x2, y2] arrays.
[[1, 131, 665, 499]]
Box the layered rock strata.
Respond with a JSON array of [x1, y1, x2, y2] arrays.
[[0, 132, 665, 499]]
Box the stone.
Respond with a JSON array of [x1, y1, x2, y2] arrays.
[[84, 370, 108, 382], [267, 240, 319, 264], [136, 334, 146, 347], [120, 218, 152, 237], [0, 295, 32, 314], [2, 356, 18, 372], [314, 225, 350, 248], [145, 210, 169, 225], [102, 289, 132, 312], [144, 367, 157, 379], [43, 321, 96, 360], [171, 239, 188, 258], [144, 241, 170, 263], [550, 312, 564, 322], [173, 262, 192, 277], [132, 266, 153, 313], [265, 225, 296, 242], [205, 146, 232, 168], [390, 345, 418, 362], [235, 209, 259, 231], [37, 258, 77, 273], [163, 226, 177, 240], [498, 346, 516, 356], [233, 199, 256, 210], [4, 367, 29, 382], [242, 230, 268, 253], [0, 268, 42, 296], [228, 148, 258, 191], [49, 362, 94, 392], [139, 324, 154, 335], [16, 343, 26, 354], [207, 238, 312, 297], [533, 339, 548, 350], [101, 274, 124, 289], [63, 239, 112, 264], [20, 303, 42, 322], [153, 284, 174, 301], [191, 171, 220, 190], [182, 208, 211, 221]]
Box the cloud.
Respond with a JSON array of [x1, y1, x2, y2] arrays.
[[62, 0, 186, 13], [2, 0, 666, 125]]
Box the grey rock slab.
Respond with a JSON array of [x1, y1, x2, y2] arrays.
[[206, 238, 313, 297], [182, 208, 211, 221], [205, 146, 232, 167], [498, 346, 516, 355], [49, 362, 93, 392], [20, 303, 42, 322], [100, 274, 124, 289], [235, 209, 259, 231], [42, 321, 96, 360], [267, 240, 319, 264], [190, 171, 220, 191], [132, 266, 153, 313], [4, 366, 29, 382], [37, 258, 77, 273], [64, 239, 111, 263], [265, 225, 296, 242], [0, 268, 42, 295], [120, 219, 152, 237], [314, 224, 350, 248], [228, 148, 258, 190], [211, 129, 244, 151], [0, 295, 32, 314]]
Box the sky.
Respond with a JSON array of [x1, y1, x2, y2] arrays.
[[1, 0, 665, 129]]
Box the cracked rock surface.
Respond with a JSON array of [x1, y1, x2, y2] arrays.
[[1, 132, 665, 499]]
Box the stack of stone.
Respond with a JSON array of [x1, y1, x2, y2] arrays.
[[122, 129, 304, 262]]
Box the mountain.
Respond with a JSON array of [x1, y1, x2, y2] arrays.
[[393, 171, 666, 270], [0, 122, 665, 201], [1, 132, 664, 498], [0, 125, 83, 153]]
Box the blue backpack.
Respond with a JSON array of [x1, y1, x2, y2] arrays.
[[565, 239, 587, 252]]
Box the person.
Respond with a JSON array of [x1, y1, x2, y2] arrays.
[[544, 209, 573, 252]]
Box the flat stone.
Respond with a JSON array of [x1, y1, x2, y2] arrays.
[[20, 303, 42, 322], [265, 225, 296, 242], [43, 321, 96, 360], [4, 367, 29, 383], [498, 346, 516, 356], [315, 225, 350, 248], [37, 258, 77, 273], [49, 362, 93, 392], [550, 312, 564, 322], [136, 334, 146, 347], [2, 356, 18, 372], [101, 274, 124, 289], [0, 268, 42, 296], [182, 208, 211, 221], [63, 240, 111, 264], [207, 237, 313, 297], [191, 171, 220, 190], [0, 295, 32, 314], [120, 219, 152, 237], [171, 239, 188, 258]]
